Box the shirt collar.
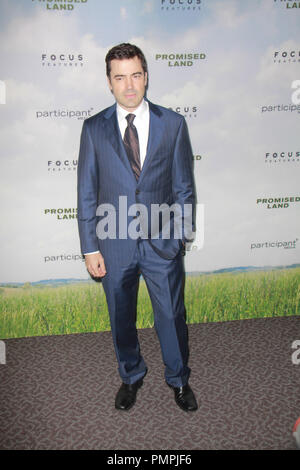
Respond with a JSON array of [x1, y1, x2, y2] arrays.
[[116, 98, 148, 123]]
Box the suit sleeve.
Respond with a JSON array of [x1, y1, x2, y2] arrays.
[[171, 117, 196, 242], [77, 120, 99, 254]]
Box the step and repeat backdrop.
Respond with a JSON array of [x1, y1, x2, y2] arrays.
[[0, 0, 299, 338]]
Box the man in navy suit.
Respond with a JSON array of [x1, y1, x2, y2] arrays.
[[77, 43, 198, 412]]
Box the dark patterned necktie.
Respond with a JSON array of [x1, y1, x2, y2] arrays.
[[123, 113, 141, 180]]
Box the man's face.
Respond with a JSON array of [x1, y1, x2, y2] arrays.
[[107, 56, 147, 112]]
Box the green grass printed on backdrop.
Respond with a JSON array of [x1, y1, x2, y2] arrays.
[[0, 268, 299, 339]]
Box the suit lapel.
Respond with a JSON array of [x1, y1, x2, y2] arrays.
[[138, 100, 163, 185], [102, 100, 164, 186], [102, 104, 137, 184]]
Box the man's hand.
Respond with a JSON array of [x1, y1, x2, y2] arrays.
[[85, 252, 106, 278]]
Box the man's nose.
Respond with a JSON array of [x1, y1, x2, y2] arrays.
[[125, 76, 134, 89]]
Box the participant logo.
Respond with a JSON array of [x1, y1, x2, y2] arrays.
[[261, 103, 300, 114], [41, 53, 84, 67], [262, 81, 300, 113], [44, 253, 84, 263], [250, 238, 298, 250], [36, 107, 93, 120]]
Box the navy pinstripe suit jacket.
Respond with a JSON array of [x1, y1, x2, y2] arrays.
[[77, 99, 196, 267]]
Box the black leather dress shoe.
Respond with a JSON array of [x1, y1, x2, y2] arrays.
[[115, 379, 143, 411], [167, 383, 198, 412]]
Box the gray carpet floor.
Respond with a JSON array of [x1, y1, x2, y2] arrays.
[[0, 316, 299, 450]]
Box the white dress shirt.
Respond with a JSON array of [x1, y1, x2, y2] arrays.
[[116, 98, 149, 168], [84, 98, 150, 255]]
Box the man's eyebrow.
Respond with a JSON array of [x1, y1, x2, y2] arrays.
[[113, 71, 143, 78]]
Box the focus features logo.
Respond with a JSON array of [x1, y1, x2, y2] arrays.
[[273, 50, 300, 63], [48, 160, 78, 172], [41, 54, 84, 67], [265, 151, 300, 163], [161, 0, 201, 10], [32, 0, 88, 11], [169, 105, 198, 118]]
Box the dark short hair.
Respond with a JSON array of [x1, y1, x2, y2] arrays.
[[105, 43, 148, 78]]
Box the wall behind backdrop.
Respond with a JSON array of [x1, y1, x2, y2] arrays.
[[0, 0, 299, 339]]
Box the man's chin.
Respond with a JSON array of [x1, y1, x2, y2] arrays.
[[119, 99, 142, 111]]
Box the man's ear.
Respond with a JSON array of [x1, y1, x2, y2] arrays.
[[107, 75, 113, 93], [144, 72, 148, 87]]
